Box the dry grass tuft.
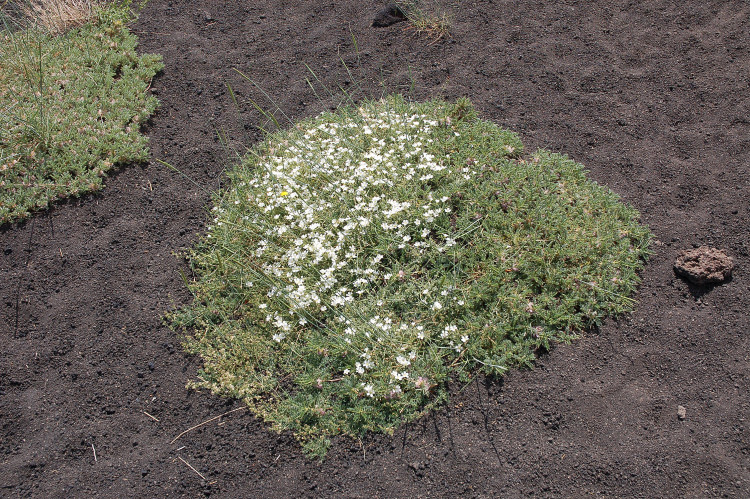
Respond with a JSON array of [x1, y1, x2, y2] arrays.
[[397, 1, 453, 43], [6, 0, 100, 34]]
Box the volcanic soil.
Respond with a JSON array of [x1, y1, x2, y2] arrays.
[[1, 0, 749, 497]]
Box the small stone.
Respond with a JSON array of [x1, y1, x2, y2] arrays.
[[674, 246, 734, 285], [372, 4, 407, 27], [677, 405, 687, 420]]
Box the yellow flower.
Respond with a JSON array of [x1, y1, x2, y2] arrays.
[[280, 191, 289, 196]]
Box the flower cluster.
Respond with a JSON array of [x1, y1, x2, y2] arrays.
[[204, 99, 479, 399]]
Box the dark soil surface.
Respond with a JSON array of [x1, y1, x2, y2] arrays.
[[2, 1, 749, 497]]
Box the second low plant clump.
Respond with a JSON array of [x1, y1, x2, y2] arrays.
[[0, 2, 162, 224], [169, 95, 651, 457]]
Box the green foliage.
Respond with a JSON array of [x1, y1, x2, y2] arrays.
[[0, 2, 163, 224], [168, 96, 651, 458]]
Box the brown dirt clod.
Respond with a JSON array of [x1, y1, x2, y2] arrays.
[[674, 246, 734, 285]]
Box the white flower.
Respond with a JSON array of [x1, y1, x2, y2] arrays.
[[362, 384, 375, 397], [461, 335, 469, 343], [272, 333, 285, 342], [273, 315, 291, 332], [396, 355, 411, 367], [432, 301, 443, 311]]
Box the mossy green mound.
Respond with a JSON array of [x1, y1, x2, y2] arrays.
[[0, 5, 162, 224], [169, 95, 651, 457]]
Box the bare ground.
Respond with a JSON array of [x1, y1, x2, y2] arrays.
[[1, 0, 749, 497]]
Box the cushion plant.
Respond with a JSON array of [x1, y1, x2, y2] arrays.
[[169, 95, 651, 457], [0, 3, 162, 224]]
